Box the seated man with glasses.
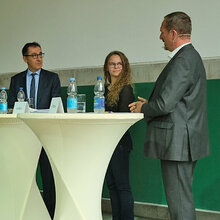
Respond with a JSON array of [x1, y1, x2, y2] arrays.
[[8, 41, 61, 219]]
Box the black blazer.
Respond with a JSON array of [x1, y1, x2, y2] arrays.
[[8, 68, 61, 109]]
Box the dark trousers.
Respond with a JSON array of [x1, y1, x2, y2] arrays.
[[161, 160, 197, 220], [105, 145, 134, 220], [39, 148, 56, 219]]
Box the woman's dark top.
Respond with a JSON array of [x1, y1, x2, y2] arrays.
[[105, 85, 135, 149]]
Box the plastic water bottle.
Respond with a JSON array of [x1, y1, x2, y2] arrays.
[[67, 77, 78, 113], [0, 87, 8, 114], [94, 76, 105, 113], [17, 87, 25, 102]]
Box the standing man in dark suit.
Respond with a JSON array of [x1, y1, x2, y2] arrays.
[[129, 12, 210, 220], [8, 42, 61, 219]]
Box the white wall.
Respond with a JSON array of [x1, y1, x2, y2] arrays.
[[1, 0, 220, 74]]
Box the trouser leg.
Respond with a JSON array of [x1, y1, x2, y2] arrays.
[[39, 148, 56, 219], [106, 145, 134, 220], [161, 160, 197, 220]]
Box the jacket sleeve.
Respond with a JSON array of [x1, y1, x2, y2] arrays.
[[142, 56, 193, 120], [118, 85, 135, 112], [8, 77, 17, 108], [51, 74, 62, 97]]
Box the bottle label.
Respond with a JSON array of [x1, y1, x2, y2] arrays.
[[67, 98, 77, 109], [94, 97, 105, 109], [0, 102, 7, 111]]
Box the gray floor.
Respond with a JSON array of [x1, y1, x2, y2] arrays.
[[102, 213, 156, 220]]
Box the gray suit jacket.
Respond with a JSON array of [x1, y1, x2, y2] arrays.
[[142, 44, 210, 161]]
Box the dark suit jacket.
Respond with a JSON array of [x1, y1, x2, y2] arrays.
[[8, 68, 61, 109], [142, 44, 210, 161]]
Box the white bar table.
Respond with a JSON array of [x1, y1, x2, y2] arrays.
[[18, 113, 143, 220], [0, 115, 51, 220]]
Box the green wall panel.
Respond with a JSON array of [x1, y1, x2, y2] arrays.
[[193, 79, 220, 211]]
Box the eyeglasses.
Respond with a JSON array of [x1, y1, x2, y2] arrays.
[[108, 62, 123, 68], [24, 52, 45, 59]]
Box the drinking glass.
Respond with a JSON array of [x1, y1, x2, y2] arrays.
[[77, 94, 86, 113], [27, 98, 34, 109]]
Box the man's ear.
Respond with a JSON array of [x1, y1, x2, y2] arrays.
[[23, 56, 27, 64], [171, 29, 178, 39]]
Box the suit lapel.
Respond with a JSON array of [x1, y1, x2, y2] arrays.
[[37, 69, 47, 107], [21, 70, 28, 98]]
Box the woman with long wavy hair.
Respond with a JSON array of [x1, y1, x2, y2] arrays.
[[104, 51, 135, 220]]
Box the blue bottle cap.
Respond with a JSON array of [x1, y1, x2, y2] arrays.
[[70, 77, 75, 82], [97, 76, 102, 80], [19, 87, 23, 90], [1, 87, 5, 90]]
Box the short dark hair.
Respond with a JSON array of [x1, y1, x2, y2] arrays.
[[22, 42, 41, 56], [164, 12, 192, 35]]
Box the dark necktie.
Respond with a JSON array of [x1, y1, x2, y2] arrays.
[[30, 73, 36, 108]]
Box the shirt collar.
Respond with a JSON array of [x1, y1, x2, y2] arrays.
[[168, 42, 191, 59], [27, 68, 41, 76]]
